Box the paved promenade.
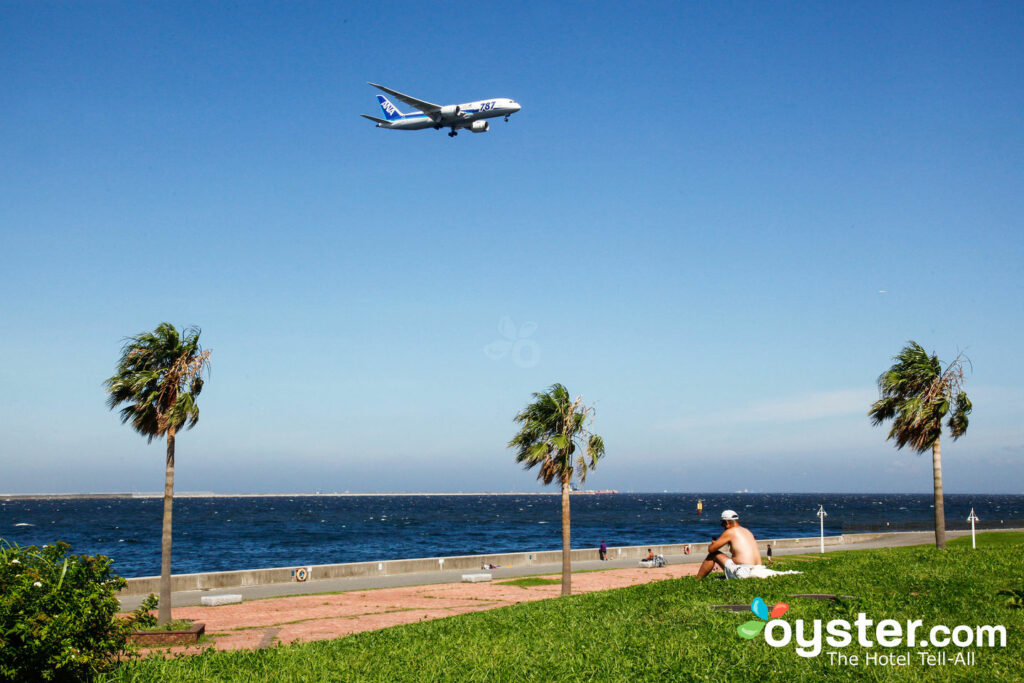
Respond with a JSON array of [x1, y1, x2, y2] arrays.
[[141, 563, 702, 653]]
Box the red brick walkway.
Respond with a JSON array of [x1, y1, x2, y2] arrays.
[[145, 564, 699, 654]]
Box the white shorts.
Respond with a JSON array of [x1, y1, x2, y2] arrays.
[[723, 559, 757, 579]]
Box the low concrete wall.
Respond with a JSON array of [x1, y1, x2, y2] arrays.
[[119, 533, 847, 596]]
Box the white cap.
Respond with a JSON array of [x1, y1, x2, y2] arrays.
[[721, 509, 739, 521]]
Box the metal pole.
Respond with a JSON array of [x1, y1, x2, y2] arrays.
[[967, 508, 979, 549], [817, 505, 827, 554]]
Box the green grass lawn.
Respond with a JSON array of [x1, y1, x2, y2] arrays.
[[132, 619, 194, 632], [949, 530, 1024, 548], [104, 543, 1024, 682], [496, 576, 562, 587]]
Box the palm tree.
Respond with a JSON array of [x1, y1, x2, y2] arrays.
[[868, 341, 970, 549], [509, 384, 605, 596], [105, 323, 211, 624]]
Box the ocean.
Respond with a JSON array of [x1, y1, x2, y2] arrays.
[[3, 493, 1022, 578]]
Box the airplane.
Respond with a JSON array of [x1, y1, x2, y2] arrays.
[[361, 83, 521, 137]]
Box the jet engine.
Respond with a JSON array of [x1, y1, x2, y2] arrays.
[[469, 120, 490, 133], [439, 104, 461, 119]]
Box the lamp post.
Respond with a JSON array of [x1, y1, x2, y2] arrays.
[[967, 508, 980, 549], [817, 505, 827, 554]]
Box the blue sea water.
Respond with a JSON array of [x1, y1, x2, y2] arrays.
[[3, 493, 1022, 578]]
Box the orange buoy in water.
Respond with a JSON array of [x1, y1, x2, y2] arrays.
[[697, 499, 703, 515]]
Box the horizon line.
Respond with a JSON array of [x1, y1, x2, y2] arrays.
[[4, 490, 1021, 499]]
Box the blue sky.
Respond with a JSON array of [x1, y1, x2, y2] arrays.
[[2, 2, 1022, 494]]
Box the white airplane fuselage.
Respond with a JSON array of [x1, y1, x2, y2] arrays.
[[380, 98, 520, 131], [363, 84, 521, 136]]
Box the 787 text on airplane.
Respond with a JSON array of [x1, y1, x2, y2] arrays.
[[361, 83, 521, 137]]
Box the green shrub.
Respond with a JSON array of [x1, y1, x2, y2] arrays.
[[126, 595, 158, 630], [0, 540, 131, 682], [124, 595, 191, 632]]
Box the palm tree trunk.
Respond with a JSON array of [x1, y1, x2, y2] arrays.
[[560, 476, 572, 596], [158, 427, 175, 624], [932, 436, 946, 549]]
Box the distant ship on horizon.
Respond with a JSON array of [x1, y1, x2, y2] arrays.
[[569, 484, 618, 494]]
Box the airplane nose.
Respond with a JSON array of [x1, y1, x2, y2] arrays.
[[512, 102, 521, 112]]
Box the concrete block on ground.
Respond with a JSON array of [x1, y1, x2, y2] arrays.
[[201, 594, 243, 606], [461, 573, 492, 582]]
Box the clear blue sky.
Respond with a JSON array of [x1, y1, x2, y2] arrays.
[[2, 2, 1022, 494]]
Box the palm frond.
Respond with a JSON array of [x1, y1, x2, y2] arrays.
[[507, 384, 606, 489], [948, 391, 971, 439], [576, 455, 588, 485], [869, 340, 970, 453], [104, 323, 211, 442], [867, 396, 898, 425]]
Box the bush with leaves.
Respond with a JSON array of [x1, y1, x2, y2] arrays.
[[0, 539, 132, 682], [126, 595, 159, 630]]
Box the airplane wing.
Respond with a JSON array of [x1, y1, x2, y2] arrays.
[[361, 114, 389, 124], [368, 82, 442, 116]]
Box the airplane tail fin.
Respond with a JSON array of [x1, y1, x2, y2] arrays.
[[377, 95, 405, 121]]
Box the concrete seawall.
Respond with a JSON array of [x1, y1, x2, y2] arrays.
[[119, 532, 882, 596]]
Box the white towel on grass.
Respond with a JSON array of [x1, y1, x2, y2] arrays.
[[725, 559, 802, 579], [748, 565, 802, 579]]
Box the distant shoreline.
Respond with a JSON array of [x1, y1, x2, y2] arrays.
[[3, 491, 1016, 500], [2, 492, 574, 500]]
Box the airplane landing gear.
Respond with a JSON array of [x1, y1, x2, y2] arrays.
[[504, 116, 510, 122], [434, 124, 441, 130], [448, 129, 458, 137]]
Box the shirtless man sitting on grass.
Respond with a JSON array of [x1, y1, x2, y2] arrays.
[[695, 510, 762, 579]]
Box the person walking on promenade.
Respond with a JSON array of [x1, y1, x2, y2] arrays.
[[599, 540, 608, 561]]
